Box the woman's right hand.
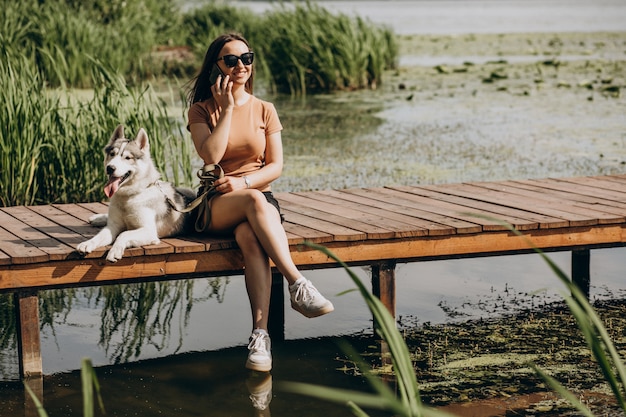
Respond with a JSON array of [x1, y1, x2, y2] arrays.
[[211, 75, 234, 110]]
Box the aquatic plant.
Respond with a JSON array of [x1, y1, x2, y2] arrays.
[[256, 1, 397, 95], [0, 56, 194, 206], [280, 242, 454, 417], [279, 239, 626, 416]]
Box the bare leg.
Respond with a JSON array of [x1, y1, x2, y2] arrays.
[[210, 190, 302, 285], [212, 190, 333, 320], [235, 221, 271, 331]]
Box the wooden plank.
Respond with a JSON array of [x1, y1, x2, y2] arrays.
[[606, 174, 626, 185], [53, 203, 103, 223], [33, 204, 179, 258], [283, 222, 334, 244], [324, 189, 458, 236], [432, 183, 597, 227], [384, 185, 537, 231], [77, 202, 109, 214], [509, 179, 626, 210], [292, 190, 429, 238], [2, 206, 89, 260], [279, 192, 401, 239], [0, 249, 10, 266], [1, 224, 625, 291], [288, 224, 626, 266], [159, 237, 209, 254], [531, 178, 626, 203], [0, 217, 50, 264], [28, 204, 105, 238], [470, 182, 625, 224], [405, 185, 566, 229], [341, 188, 483, 234], [330, 191, 456, 236], [279, 206, 368, 242], [564, 176, 626, 193]]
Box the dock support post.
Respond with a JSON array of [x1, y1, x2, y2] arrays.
[[371, 261, 397, 370], [572, 249, 591, 298], [268, 271, 285, 342], [23, 377, 44, 417], [372, 260, 397, 318], [15, 291, 43, 378]]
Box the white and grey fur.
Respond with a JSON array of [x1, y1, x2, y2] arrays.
[[76, 125, 195, 262]]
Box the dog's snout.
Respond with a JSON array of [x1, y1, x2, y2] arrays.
[[106, 165, 115, 175]]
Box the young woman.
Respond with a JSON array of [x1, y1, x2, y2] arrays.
[[186, 33, 334, 372]]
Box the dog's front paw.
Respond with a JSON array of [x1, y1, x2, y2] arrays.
[[106, 244, 126, 262], [76, 240, 98, 255], [89, 213, 108, 227]]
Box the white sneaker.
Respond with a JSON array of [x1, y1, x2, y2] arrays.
[[289, 278, 334, 318], [246, 330, 272, 372], [246, 373, 273, 411]]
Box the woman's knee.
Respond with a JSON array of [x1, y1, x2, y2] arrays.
[[234, 222, 263, 253], [243, 190, 269, 212]]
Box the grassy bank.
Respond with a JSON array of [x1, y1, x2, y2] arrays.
[[0, 0, 396, 206]]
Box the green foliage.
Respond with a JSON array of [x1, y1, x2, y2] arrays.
[[0, 0, 179, 88], [0, 56, 194, 206], [280, 239, 626, 416], [479, 217, 626, 414], [1, 0, 395, 204], [181, 3, 260, 54], [280, 243, 453, 417], [1, 0, 396, 91], [256, 2, 397, 95]]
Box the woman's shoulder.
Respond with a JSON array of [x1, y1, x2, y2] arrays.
[[190, 98, 218, 113], [249, 95, 278, 113]]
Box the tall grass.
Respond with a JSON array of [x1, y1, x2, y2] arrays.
[[0, 0, 179, 88], [256, 2, 397, 95], [0, 56, 194, 206], [279, 240, 626, 416], [2, 0, 396, 90], [1, 0, 396, 204]]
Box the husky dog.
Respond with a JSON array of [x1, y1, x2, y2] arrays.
[[77, 125, 195, 262]]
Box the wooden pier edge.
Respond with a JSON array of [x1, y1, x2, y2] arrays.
[[2, 174, 626, 380]]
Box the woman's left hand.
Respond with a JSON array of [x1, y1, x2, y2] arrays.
[[214, 176, 249, 193]]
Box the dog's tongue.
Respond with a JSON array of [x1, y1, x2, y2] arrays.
[[104, 177, 122, 198]]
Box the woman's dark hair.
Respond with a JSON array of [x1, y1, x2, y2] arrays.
[[186, 33, 254, 106]]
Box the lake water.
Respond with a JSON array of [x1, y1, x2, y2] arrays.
[[232, 0, 626, 35], [1, 1, 626, 415]]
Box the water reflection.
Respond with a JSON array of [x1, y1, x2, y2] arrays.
[[247, 372, 273, 416], [96, 279, 228, 364], [0, 277, 231, 380], [0, 336, 386, 417]]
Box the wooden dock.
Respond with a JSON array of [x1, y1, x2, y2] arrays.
[[1, 174, 626, 379]]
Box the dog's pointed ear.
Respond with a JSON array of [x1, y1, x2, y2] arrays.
[[136, 128, 150, 151], [109, 124, 125, 144]]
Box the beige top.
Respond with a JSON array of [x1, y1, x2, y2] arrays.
[[188, 96, 283, 189]]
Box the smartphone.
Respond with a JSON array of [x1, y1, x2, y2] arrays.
[[209, 63, 225, 85]]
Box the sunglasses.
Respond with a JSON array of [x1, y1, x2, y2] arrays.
[[217, 52, 255, 68]]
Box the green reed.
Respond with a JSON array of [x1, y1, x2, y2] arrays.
[[2, 0, 396, 90], [1, 0, 177, 88], [1, 0, 395, 204], [280, 239, 626, 416], [256, 2, 397, 95], [0, 56, 194, 206]]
